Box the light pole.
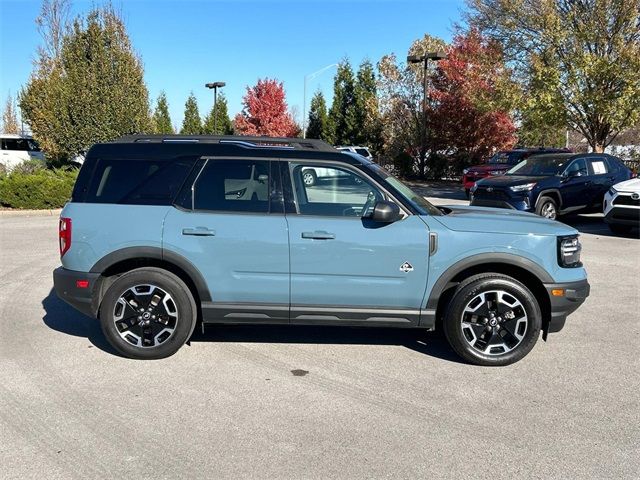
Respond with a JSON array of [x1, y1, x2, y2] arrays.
[[303, 63, 338, 139], [407, 51, 446, 176], [205, 81, 226, 134]]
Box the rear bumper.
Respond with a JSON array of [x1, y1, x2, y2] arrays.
[[543, 279, 590, 333], [53, 267, 100, 318]]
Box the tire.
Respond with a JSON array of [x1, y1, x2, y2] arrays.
[[443, 273, 542, 366], [302, 169, 317, 186], [99, 267, 197, 360], [464, 189, 470, 199], [536, 195, 558, 220], [608, 223, 632, 234]]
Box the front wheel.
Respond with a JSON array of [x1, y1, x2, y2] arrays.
[[99, 268, 197, 359], [443, 273, 542, 366], [536, 196, 558, 219]]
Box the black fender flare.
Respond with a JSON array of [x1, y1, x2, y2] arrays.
[[535, 188, 563, 209], [425, 253, 553, 312], [90, 246, 212, 302]]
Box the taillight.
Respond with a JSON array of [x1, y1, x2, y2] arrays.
[[59, 217, 72, 257]]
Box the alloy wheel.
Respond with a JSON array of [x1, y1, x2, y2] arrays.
[[541, 202, 556, 219], [113, 284, 179, 348], [460, 290, 528, 356], [302, 172, 315, 186]]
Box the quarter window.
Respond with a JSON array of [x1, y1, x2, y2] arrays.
[[193, 160, 270, 213], [289, 163, 383, 217], [588, 157, 608, 175]]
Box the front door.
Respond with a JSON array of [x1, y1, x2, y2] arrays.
[[560, 157, 590, 211], [283, 161, 431, 326], [163, 158, 289, 322]]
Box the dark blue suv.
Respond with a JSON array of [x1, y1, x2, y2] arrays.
[[470, 153, 631, 219]]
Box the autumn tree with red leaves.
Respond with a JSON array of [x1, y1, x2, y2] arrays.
[[234, 78, 299, 137], [431, 30, 517, 164]]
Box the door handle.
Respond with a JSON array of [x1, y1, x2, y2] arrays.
[[182, 227, 216, 236], [301, 231, 335, 240]]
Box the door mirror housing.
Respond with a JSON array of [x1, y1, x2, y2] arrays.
[[371, 201, 400, 223]]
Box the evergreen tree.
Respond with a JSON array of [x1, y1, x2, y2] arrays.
[[152, 91, 173, 134], [306, 90, 329, 140], [20, 5, 150, 160], [180, 93, 202, 135], [328, 59, 357, 145], [2, 93, 20, 134], [354, 59, 383, 152], [203, 93, 233, 134]]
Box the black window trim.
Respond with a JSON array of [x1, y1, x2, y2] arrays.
[[280, 158, 410, 218], [186, 156, 283, 216]]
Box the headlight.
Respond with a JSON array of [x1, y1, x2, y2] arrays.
[[607, 186, 617, 196], [510, 182, 536, 192], [463, 168, 470, 175], [489, 170, 503, 176], [558, 235, 582, 268]]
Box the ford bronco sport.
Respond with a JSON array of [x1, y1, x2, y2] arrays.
[[54, 135, 590, 366]]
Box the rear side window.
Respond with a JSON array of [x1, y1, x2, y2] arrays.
[[85, 158, 196, 204], [193, 159, 270, 213], [588, 157, 608, 175]]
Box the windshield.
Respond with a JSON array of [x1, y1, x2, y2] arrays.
[[507, 155, 572, 176], [488, 151, 526, 165], [368, 164, 442, 216]]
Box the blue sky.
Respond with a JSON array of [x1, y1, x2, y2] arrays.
[[0, 0, 464, 130]]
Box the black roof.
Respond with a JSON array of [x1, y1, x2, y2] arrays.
[[86, 134, 361, 163]]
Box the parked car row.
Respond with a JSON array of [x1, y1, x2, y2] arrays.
[[464, 151, 638, 234]]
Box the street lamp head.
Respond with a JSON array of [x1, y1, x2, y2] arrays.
[[426, 51, 447, 61], [406, 55, 423, 64], [205, 82, 226, 89]]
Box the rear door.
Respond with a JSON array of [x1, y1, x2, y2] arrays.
[[282, 160, 431, 326], [163, 157, 290, 323], [587, 156, 615, 206]]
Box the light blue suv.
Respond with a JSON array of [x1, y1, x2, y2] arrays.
[[53, 135, 590, 365]]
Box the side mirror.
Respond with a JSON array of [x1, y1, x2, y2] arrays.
[[371, 200, 400, 223]]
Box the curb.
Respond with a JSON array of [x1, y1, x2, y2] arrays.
[[0, 208, 62, 218]]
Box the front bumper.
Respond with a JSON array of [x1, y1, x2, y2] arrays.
[[53, 267, 101, 318], [543, 279, 590, 333], [470, 197, 533, 212], [604, 206, 640, 226]]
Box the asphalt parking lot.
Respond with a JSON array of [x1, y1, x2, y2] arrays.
[[1, 194, 639, 479]]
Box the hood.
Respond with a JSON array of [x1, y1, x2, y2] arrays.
[[613, 177, 640, 193], [468, 164, 510, 173], [433, 205, 578, 236], [476, 175, 549, 188]]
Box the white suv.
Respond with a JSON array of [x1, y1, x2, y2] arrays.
[[337, 145, 373, 160], [0, 134, 45, 170], [603, 178, 640, 234]]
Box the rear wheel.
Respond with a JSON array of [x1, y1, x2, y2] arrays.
[[443, 273, 542, 366], [536, 196, 558, 219], [302, 169, 317, 186], [99, 268, 197, 359]]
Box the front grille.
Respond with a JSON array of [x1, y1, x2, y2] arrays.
[[613, 195, 640, 207], [473, 187, 509, 200]]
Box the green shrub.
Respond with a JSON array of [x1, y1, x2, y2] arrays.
[[0, 168, 78, 209]]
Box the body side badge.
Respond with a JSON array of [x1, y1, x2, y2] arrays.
[[399, 262, 414, 273]]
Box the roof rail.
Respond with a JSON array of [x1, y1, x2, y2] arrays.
[[115, 134, 336, 152]]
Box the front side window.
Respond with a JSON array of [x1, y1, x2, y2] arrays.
[[1, 138, 40, 151], [564, 158, 588, 177], [289, 163, 383, 217], [193, 159, 270, 213]]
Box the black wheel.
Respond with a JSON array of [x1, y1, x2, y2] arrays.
[[302, 169, 317, 186], [608, 223, 632, 234], [443, 273, 542, 366], [464, 189, 470, 199], [536, 195, 558, 219], [99, 268, 197, 359]]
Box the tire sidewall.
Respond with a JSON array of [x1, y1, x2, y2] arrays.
[[536, 196, 558, 219], [444, 276, 542, 366], [99, 268, 196, 360]]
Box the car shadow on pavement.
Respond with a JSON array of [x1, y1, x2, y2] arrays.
[[41, 288, 121, 356], [42, 288, 463, 363], [190, 324, 464, 364], [561, 213, 640, 238]]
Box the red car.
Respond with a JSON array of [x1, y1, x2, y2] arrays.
[[462, 148, 571, 197]]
